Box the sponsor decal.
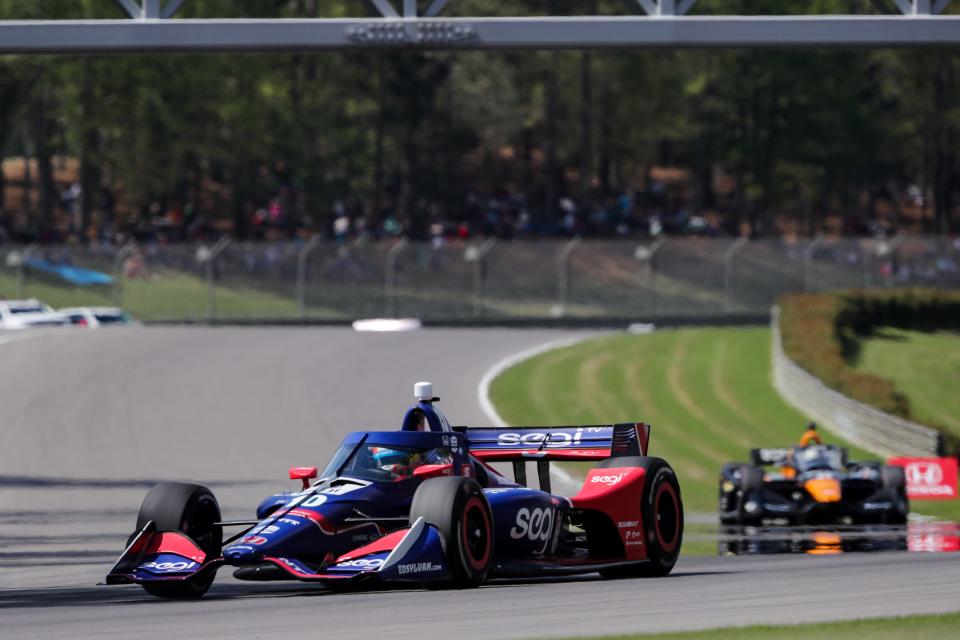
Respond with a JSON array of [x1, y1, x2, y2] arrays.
[[250, 524, 280, 535], [288, 508, 325, 523], [763, 503, 792, 512], [397, 562, 443, 576], [509, 507, 556, 554], [139, 560, 198, 573], [336, 557, 384, 569], [591, 472, 628, 486], [461, 463, 473, 478], [889, 457, 958, 500], [497, 429, 584, 448], [278, 518, 301, 526], [240, 536, 269, 546], [618, 520, 639, 528], [756, 448, 789, 463]]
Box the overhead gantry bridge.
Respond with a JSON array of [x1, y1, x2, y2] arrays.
[[0, 0, 957, 52]]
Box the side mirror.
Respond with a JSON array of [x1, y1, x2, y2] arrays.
[[413, 464, 453, 479], [289, 466, 318, 490]]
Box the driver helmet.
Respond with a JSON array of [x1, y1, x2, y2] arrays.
[[370, 447, 421, 477]]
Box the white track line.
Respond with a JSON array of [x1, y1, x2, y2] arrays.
[[477, 333, 603, 495], [477, 334, 597, 428]]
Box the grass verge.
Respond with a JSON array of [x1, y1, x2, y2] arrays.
[[853, 328, 960, 436], [574, 611, 960, 639], [0, 268, 312, 321], [491, 327, 872, 514]]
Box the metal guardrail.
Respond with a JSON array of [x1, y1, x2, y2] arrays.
[[770, 306, 940, 458]]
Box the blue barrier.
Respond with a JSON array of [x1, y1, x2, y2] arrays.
[[25, 258, 114, 286]]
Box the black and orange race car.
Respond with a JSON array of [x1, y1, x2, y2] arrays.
[[718, 444, 908, 526]]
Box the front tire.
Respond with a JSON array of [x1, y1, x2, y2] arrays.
[[734, 465, 765, 526], [134, 482, 222, 599], [596, 456, 683, 578], [409, 477, 493, 588]]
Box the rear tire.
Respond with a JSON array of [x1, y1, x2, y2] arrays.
[[881, 465, 909, 525], [409, 477, 493, 588], [134, 482, 222, 599], [596, 456, 683, 578]]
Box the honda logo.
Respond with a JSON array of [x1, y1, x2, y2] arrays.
[[906, 462, 943, 486], [889, 457, 958, 501]]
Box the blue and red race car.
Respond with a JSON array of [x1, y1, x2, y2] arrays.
[[107, 383, 684, 598]]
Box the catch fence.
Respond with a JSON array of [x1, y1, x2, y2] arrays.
[[1, 236, 958, 322]]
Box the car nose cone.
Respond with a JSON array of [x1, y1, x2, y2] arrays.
[[804, 478, 841, 503]]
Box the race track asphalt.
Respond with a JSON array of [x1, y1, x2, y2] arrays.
[[2, 326, 959, 639]]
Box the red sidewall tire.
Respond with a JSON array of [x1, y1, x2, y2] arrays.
[[410, 477, 493, 588]]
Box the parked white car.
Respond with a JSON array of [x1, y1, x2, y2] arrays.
[[59, 307, 137, 328], [0, 299, 71, 329]]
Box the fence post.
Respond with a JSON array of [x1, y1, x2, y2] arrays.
[[877, 236, 904, 288], [6, 244, 36, 299], [197, 237, 230, 322], [556, 236, 581, 317], [384, 238, 408, 317], [296, 234, 322, 319], [465, 239, 496, 319], [803, 234, 824, 293], [112, 240, 136, 307], [723, 236, 749, 312], [635, 238, 667, 314], [863, 239, 876, 288]]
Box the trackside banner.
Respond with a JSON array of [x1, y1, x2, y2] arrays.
[[888, 457, 958, 501]]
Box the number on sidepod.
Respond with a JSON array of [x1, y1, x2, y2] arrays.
[[409, 477, 493, 589], [596, 456, 684, 578], [132, 481, 223, 599]]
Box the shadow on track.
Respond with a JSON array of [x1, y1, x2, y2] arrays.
[[0, 568, 740, 610]]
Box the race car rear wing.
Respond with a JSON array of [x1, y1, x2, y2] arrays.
[[462, 423, 650, 462], [461, 423, 650, 494], [750, 446, 850, 467], [750, 448, 792, 465]]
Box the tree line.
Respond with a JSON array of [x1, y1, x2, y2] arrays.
[[0, 0, 958, 242]]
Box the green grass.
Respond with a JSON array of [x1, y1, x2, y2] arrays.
[[490, 327, 959, 521], [491, 327, 872, 514], [0, 268, 323, 321], [853, 328, 960, 437], [851, 328, 960, 521], [574, 611, 960, 639]]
